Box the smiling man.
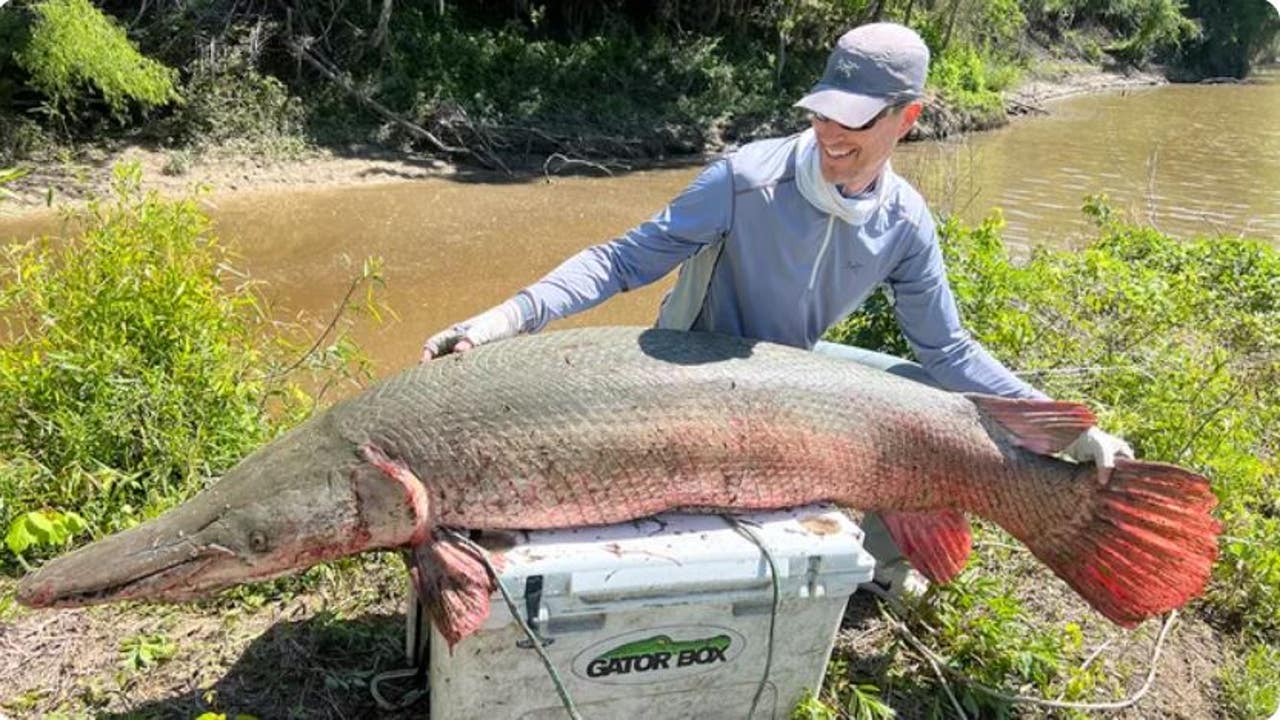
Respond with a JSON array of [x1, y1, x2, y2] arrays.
[[422, 23, 1132, 592]]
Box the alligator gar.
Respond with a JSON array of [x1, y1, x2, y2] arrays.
[[17, 327, 1220, 645]]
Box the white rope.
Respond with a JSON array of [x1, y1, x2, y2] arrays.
[[445, 530, 584, 720], [724, 516, 782, 720], [884, 604, 1179, 712]]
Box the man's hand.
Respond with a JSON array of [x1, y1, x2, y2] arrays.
[[1063, 426, 1135, 485], [421, 298, 528, 362]]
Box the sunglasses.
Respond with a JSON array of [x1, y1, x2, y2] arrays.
[[809, 104, 901, 132]]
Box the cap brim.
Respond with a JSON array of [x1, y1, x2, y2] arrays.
[[793, 87, 890, 128]]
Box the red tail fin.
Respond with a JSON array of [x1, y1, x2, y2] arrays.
[[1028, 459, 1220, 626]]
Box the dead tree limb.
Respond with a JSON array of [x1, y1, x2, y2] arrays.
[[284, 36, 510, 173], [542, 153, 618, 181], [372, 0, 393, 48]]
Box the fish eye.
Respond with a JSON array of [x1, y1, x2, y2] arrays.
[[249, 531, 269, 553]]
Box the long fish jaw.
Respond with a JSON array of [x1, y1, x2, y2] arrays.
[[17, 432, 431, 609]]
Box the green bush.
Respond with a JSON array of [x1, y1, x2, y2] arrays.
[[827, 204, 1278, 714], [1175, 0, 1280, 79], [0, 164, 376, 569], [927, 44, 1016, 121], [919, 555, 1104, 715], [15, 0, 180, 121], [1101, 0, 1198, 66], [303, 8, 817, 154], [0, 166, 27, 200], [170, 39, 306, 155]]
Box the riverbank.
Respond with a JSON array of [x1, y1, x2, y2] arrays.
[[0, 63, 1164, 220]]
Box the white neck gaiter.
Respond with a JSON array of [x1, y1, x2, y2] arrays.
[[794, 128, 893, 226]]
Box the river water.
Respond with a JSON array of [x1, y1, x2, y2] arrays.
[[3, 71, 1278, 371]]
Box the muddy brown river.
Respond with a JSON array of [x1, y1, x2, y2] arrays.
[[3, 71, 1278, 372]]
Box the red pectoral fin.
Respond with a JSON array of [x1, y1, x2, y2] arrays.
[[410, 536, 497, 650], [967, 395, 1097, 455], [879, 509, 972, 583]]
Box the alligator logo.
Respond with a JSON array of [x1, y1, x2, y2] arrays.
[[573, 626, 745, 684]]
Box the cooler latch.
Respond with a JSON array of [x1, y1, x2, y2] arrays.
[[515, 574, 553, 648]]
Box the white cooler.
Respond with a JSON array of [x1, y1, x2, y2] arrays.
[[405, 505, 875, 719]]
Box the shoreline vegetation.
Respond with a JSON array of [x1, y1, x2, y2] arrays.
[[0, 62, 1168, 219], [1, 0, 1277, 215], [1, 1, 1278, 718]]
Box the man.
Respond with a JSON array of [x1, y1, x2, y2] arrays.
[[422, 23, 1132, 590]]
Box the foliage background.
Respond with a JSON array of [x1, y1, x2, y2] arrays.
[[0, 0, 1276, 165]]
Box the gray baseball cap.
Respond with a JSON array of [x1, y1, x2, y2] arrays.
[[794, 23, 929, 128]]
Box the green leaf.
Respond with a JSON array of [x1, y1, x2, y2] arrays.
[[61, 511, 87, 535], [26, 510, 56, 539], [5, 516, 39, 555]]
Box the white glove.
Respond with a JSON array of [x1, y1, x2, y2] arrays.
[[422, 297, 529, 361], [1062, 426, 1135, 485]]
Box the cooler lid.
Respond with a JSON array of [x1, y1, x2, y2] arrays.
[[481, 504, 875, 602]]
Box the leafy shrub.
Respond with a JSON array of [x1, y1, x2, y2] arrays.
[[0, 166, 28, 200], [15, 0, 180, 121], [919, 558, 1103, 715], [1175, 0, 1280, 79], [1101, 0, 1198, 66], [171, 39, 306, 155], [0, 115, 51, 165], [927, 44, 1016, 121], [0, 164, 376, 570], [791, 674, 896, 720], [352, 9, 811, 153]]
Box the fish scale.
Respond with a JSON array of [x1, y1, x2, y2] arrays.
[[18, 327, 1219, 642], [332, 328, 1053, 529]]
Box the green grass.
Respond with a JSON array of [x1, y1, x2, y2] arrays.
[[1221, 641, 1280, 719]]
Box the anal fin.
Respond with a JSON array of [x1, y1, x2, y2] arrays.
[[880, 509, 972, 583], [410, 534, 498, 649]]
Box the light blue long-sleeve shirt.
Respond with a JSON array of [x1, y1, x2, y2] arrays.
[[517, 133, 1045, 399]]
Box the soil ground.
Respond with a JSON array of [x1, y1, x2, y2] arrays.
[[0, 538, 1228, 719]]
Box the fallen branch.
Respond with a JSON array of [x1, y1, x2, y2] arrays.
[[1006, 98, 1048, 115], [284, 36, 510, 174], [542, 153, 619, 181]]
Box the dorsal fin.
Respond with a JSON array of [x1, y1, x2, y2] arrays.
[[967, 395, 1096, 455]]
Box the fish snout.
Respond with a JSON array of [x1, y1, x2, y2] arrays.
[[14, 517, 236, 608]]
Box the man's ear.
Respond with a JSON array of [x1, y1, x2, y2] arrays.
[[896, 101, 924, 138]]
